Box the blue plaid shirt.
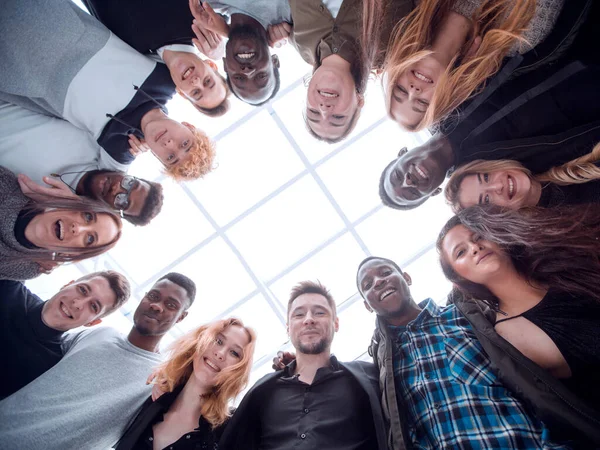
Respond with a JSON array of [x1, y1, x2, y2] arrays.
[[390, 299, 568, 449]]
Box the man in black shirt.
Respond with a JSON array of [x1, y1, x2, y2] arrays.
[[219, 280, 387, 450], [0, 271, 131, 399]]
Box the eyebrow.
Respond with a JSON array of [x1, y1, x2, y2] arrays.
[[218, 332, 244, 353], [166, 296, 181, 306]]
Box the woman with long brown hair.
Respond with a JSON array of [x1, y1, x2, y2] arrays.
[[0, 166, 122, 280], [445, 142, 600, 211], [436, 205, 600, 412], [383, 0, 562, 131], [116, 317, 256, 450]]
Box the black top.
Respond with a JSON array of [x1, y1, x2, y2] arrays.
[[13, 209, 38, 250], [253, 356, 377, 450], [98, 66, 175, 165], [115, 386, 226, 450], [82, 0, 195, 54], [0, 280, 64, 399], [538, 180, 600, 207], [495, 290, 600, 411]]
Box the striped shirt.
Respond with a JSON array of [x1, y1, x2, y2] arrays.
[[390, 299, 568, 449]]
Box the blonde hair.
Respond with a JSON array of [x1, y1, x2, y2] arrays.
[[165, 126, 216, 181], [383, 0, 536, 131], [446, 142, 600, 211], [152, 318, 256, 427]]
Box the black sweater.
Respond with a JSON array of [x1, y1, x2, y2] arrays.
[[0, 280, 64, 399], [83, 0, 195, 54]]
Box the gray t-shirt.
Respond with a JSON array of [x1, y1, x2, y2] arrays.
[[0, 327, 163, 450], [209, 0, 291, 29]]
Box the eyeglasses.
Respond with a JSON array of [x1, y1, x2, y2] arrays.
[[114, 176, 138, 211]]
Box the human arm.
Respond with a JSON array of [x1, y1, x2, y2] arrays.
[[17, 174, 78, 200], [188, 0, 229, 37], [271, 350, 296, 371], [191, 21, 226, 60], [267, 22, 292, 48]]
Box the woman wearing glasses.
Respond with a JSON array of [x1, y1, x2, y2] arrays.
[[0, 166, 123, 280]]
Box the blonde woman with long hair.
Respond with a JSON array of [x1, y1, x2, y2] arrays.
[[445, 142, 600, 211], [115, 318, 256, 450], [383, 0, 564, 131]]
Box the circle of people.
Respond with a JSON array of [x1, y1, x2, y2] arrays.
[[0, 0, 598, 449]]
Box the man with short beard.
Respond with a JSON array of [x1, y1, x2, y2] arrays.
[[190, 0, 291, 105], [0, 273, 196, 450], [219, 281, 388, 450]]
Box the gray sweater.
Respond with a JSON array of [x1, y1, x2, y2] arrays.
[[0, 327, 163, 450], [0, 166, 45, 280]]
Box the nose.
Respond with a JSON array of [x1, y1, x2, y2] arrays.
[[241, 66, 255, 77], [214, 346, 226, 361], [409, 82, 421, 93], [191, 75, 201, 86], [374, 278, 386, 290], [469, 241, 484, 255], [318, 102, 333, 113], [70, 221, 92, 235], [303, 312, 316, 325], [149, 302, 163, 313], [71, 297, 84, 310], [485, 179, 503, 194]]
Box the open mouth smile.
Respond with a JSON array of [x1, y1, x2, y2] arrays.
[[477, 252, 493, 265], [54, 220, 64, 240], [182, 67, 193, 81], [236, 52, 255, 60], [508, 176, 515, 199], [413, 70, 433, 83], [60, 302, 73, 319], [318, 90, 339, 99], [204, 358, 220, 372], [380, 288, 396, 302]]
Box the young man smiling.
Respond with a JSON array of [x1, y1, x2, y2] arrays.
[[0, 271, 131, 399], [357, 256, 599, 448], [0, 272, 196, 450], [220, 281, 388, 450]]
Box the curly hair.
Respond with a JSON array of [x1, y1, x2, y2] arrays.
[[124, 179, 164, 227], [445, 142, 600, 212], [165, 126, 216, 181], [383, 0, 536, 131], [151, 318, 256, 427], [436, 205, 600, 308]]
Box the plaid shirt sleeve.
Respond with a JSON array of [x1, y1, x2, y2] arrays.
[[390, 299, 570, 450]]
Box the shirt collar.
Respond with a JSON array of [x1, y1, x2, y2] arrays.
[[283, 354, 341, 378]]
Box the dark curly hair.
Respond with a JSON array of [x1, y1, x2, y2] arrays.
[[124, 179, 164, 227]]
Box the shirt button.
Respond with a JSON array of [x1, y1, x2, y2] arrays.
[[186, 434, 190, 439], [333, 47, 338, 53], [425, 373, 431, 379], [304, 408, 309, 413], [149, 437, 153, 441], [434, 403, 441, 409], [301, 433, 307, 439]]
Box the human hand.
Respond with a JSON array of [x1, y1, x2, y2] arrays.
[[146, 370, 168, 401], [267, 22, 292, 48], [192, 21, 226, 60], [188, 0, 229, 37], [272, 350, 296, 371], [18, 173, 78, 200], [128, 134, 150, 157], [37, 260, 62, 274]]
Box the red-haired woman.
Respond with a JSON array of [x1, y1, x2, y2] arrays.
[[383, 0, 563, 131], [115, 318, 256, 450]]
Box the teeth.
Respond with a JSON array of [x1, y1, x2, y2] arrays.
[[414, 71, 433, 83], [508, 177, 514, 197], [182, 67, 192, 80], [415, 166, 427, 179], [380, 289, 396, 301], [61, 304, 72, 319], [318, 90, 338, 98], [205, 359, 219, 372], [237, 52, 255, 59]]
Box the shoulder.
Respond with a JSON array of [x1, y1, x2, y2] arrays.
[[341, 360, 378, 379], [0, 166, 21, 194]]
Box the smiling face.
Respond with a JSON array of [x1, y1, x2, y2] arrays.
[[389, 56, 445, 129], [192, 325, 250, 388], [306, 65, 362, 140], [441, 224, 510, 285], [357, 259, 413, 321], [287, 293, 338, 356], [224, 25, 278, 104], [142, 118, 195, 168], [168, 52, 227, 109], [84, 172, 150, 217], [133, 279, 189, 336], [42, 275, 117, 331], [458, 170, 538, 209], [26, 210, 119, 251], [383, 146, 447, 206]]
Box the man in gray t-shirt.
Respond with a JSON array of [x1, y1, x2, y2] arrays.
[[0, 272, 197, 450]]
